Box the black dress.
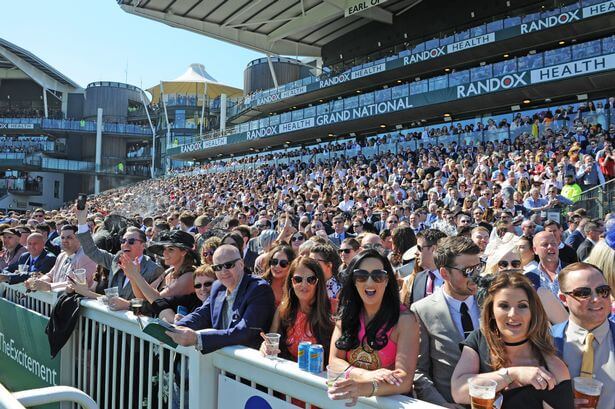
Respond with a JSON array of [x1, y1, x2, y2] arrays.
[[461, 329, 574, 409]]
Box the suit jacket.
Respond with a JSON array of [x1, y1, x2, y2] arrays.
[[576, 239, 594, 261], [177, 273, 275, 354], [77, 231, 164, 300], [327, 231, 355, 248], [243, 248, 258, 272], [564, 230, 585, 250], [44, 248, 98, 291], [2, 250, 57, 284], [558, 243, 578, 265], [409, 270, 429, 305], [411, 289, 467, 406]]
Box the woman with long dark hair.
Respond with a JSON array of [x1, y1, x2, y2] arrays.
[[327, 249, 418, 401], [259, 257, 333, 361], [451, 272, 573, 409], [261, 245, 296, 307]]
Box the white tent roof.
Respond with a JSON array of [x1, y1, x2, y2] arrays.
[[172, 63, 218, 83]]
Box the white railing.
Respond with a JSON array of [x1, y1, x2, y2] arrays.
[[0, 286, 445, 408], [12, 386, 98, 409], [0, 283, 58, 317]]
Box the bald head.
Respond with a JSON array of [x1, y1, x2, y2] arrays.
[[361, 233, 383, 248]]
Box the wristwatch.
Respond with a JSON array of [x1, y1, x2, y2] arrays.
[[195, 333, 203, 352], [497, 367, 513, 385]]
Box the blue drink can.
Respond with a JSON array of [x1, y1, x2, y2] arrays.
[[308, 344, 324, 374], [297, 341, 311, 371]]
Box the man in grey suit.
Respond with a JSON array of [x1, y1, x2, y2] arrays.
[[411, 236, 482, 408], [576, 221, 603, 261], [76, 207, 164, 311], [327, 214, 354, 248]]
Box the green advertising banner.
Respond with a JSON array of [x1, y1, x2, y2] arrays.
[[0, 297, 60, 408]]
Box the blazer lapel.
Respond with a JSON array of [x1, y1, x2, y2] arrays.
[[211, 289, 228, 329], [432, 289, 463, 343]]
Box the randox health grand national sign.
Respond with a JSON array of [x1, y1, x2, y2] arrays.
[[0, 297, 61, 406]]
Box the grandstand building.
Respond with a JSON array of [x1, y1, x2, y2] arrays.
[[118, 0, 615, 164]]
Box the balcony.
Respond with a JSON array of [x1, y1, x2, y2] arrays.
[[1, 178, 42, 196]]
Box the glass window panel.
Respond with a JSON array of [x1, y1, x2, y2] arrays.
[[493, 59, 517, 76], [523, 12, 540, 23], [471, 65, 492, 81], [429, 75, 448, 90], [455, 29, 471, 41], [518, 54, 543, 70], [572, 40, 601, 59], [359, 92, 374, 106], [280, 112, 292, 123], [544, 47, 571, 66], [259, 118, 269, 128], [487, 20, 503, 32], [440, 35, 454, 46], [331, 100, 342, 112], [344, 96, 359, 109], [269, 115, 279, 125], [317, 103, 330, 115], [375, 88, 391, 102], [292, 110, 304, 120], [504, 16, 521, 28], [249, 120, 259, 130], [412, 42, 425, 53], [304, 106, 316, 118], [410, 80, 428, 94], [449, 70, 470, 86], [425, 38, 439, 49], [471, 24, 486, 37], [603, 36, 615, 53]]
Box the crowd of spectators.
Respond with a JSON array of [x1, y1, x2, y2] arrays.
[[0, 136, 56, 154], [0, 109, 613, 408], [0, 106, 64, 119]]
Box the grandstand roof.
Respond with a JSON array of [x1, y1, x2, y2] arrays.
[[0, 38, 82, 93], [147, 63, 243, 103], [117, 0, 422, 57]]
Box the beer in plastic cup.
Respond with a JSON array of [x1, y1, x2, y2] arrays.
[[263, 333, 280, 359], [573, 377, 602, 408], [468, 377, 497, 409], [326, 364, 345, 397], [104, 287, 119, 299], [18, 264, 28, 274], [73, 268, 87, 285]]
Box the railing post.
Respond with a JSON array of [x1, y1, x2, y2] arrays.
[[188, 350, 217, 408]]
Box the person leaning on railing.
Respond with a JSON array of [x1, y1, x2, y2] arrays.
[[327, 248, 418, 402]]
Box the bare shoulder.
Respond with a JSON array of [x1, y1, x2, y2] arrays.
[[545, 354, 571, 383]]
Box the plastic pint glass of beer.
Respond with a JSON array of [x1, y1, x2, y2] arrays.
[[468, 377, 497, 409], [573, 377, 602, 408]]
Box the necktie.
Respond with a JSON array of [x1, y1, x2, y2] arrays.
[[426, 271, 435, 295], [460, 302, 474, 337], [580, 333, 595, 378]]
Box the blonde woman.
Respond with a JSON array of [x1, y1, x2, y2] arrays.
[[584, 240, 615, 314]]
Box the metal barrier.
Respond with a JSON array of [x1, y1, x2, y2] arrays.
[[567, 178, 615, 219], [0, 284, 444, 408]]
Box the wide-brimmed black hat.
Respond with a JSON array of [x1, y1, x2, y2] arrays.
[[147, 230, 195, 256]]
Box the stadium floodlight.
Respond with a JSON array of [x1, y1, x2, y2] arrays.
[[523, 99, 531, 104]]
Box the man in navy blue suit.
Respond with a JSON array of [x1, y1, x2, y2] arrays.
[[168, 245, 275, 353], [0, 233, 56, 284]]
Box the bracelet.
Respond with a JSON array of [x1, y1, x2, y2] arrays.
[[368, 380, 379, 397]]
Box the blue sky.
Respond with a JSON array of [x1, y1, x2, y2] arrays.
[[1, 0, 263, 90]]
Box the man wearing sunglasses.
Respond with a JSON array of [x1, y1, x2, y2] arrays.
[[411, 236, 482, 408], [75, 205, 164, 310], [552, 262, 615, 409], [406, 229, 447, 305], [169, 245, 275, 354]]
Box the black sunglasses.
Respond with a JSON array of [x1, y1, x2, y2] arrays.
[[291, 235, 305, 242], [194, 281, 213, 289], [353, 269, 389, 283], [120, 238, 143, 245], [269, 258, 290, 268], [498, 260, 522, 269], [563, 285, 611, 300], [212, 258, 241, 272], [338, 248, 353, 254], [446, 262, 485, 278], [202, 250, 215, 257], [291, 275, 318, 285]]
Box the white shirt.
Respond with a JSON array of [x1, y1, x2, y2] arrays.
[[441, 288, 480, 339]]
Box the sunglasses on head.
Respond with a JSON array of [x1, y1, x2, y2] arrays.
[[269, 258, 289, 268], [194, 281, 213, 289], [292, 275, 318, 285], [563, 285, 611, 300], [120, 238, 143, 245], [291, 235, 305, 242], [498, 260, 522, 269], [338, 248, 353, 254], [212, 258, 240, 272], [353, 269, 389, 283]]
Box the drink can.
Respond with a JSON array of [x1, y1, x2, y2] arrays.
[[308, 344, 324, 374], [297, 341, 311, 371], [177, 306, 188, 316]]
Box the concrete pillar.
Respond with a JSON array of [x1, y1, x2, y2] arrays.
[[61, 91, 68, 119], [220, 93, 227, 132], [95, 108, 103, 194], [42, 87, 48, 118]]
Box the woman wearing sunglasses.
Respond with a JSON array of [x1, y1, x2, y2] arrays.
[[259, 257, 333, 361], [328, 249, 419, 401], [200, 236, 221, 266], [481, 242, 567, 324], [451, 272, 573, 409], [262, 245, 296, 307], [290, 232, 305, 253]]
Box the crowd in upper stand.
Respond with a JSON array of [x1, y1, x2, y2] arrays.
[[0, 103, 613, 408]]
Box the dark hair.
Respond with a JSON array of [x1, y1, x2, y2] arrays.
[[543, 219, 561, 229], [310, 243, 342, 278], [278, 257, 333, 361], [261, 245, 296, 283], [341, 237, 360, 251], [221, 231, 244, 254], [125, 226, 146, 242], [35, 223, 51, 234], [61, 225, 78, 233], [233, 225, 252, 241], [391, 226, 416, 255], [434, 236, 480, 268], [416, 228, 447, 246], [335, 249, 400, 351]]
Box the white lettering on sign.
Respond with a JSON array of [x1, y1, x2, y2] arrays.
[[345, 0, 389, 17], [278, 118, 315, 133], [350, 63, 386, 79], [530, 54, 614, 83], [520, 10, 580, 33], [582, 0, 615, 18], [456, 72, 528, 98], [280, 86, 307, 99], [179, 137, 227, 154], [403, 47, 446, 65], [447, 33, 496, 53], [246, 125, 278, 141], [319, 72, 351, 88], [0, 123, 35, 130]]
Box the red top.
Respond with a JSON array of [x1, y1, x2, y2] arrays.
[[285, 310, 318, 359]]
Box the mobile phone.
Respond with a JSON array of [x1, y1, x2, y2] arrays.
[[77, 194, 87, 211]]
